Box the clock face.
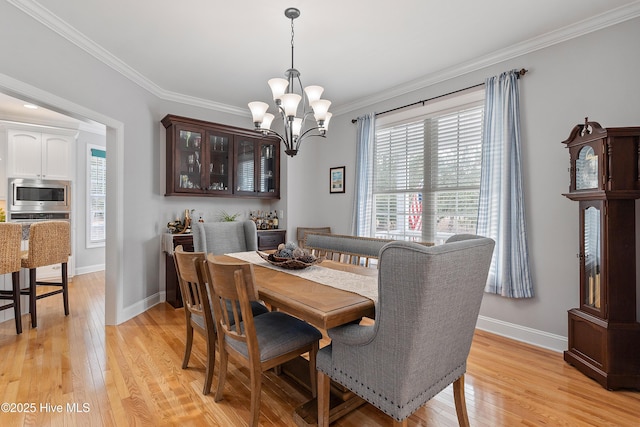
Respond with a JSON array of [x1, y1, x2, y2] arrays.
[[576, 146, 599, 190]]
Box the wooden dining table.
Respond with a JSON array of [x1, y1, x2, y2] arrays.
[[213, 254, 377, 328], [212, 253, 377, 426]]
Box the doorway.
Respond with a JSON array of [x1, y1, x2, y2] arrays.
[[0, 73, 124, 325]]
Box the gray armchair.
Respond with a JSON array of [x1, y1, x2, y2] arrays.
[[192, 220, 258, 254], [316, 235, 495, 426]]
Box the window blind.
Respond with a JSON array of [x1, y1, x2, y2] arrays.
[[88, 147, 106, 245], [372, 103, 483, 244]]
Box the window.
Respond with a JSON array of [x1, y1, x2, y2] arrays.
[[371, 92, 483, 244], [87, 145, 106, 248]]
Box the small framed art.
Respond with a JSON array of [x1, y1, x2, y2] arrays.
[[329, 166, 345, 193]]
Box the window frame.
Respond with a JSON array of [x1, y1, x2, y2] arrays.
[[371, 88, 485, 244], [86, 144, 106, 248]]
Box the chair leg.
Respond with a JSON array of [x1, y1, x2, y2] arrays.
[[308, 342, 318, 398], [29, 268, 37, 328], [12, 272, 22, 334], [317, 371, 331, 427], [453, 375, 470, 427], [182, 321, 194, 369], [202, 333, 215, 395], [214, 347, 228, 402], [62, 262, 69, 316], [249, 365, 262, 427]]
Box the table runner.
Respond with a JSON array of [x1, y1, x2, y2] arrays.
[[227, 251, 378, 305]]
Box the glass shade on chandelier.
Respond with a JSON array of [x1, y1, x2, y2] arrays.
[[248, 7, 332, 157]]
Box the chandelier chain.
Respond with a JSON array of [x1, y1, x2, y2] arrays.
[[290, 17, 295, 70]]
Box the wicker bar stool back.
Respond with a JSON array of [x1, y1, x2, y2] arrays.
[[0, 223, 24, 334], [20, 221, 71, 328]]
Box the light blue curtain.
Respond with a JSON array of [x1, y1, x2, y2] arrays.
[[477, 70, 534, 298], [351, 113, 376, 236]]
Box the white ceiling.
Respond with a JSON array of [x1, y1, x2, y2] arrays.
[[3, 0, 640, 121]]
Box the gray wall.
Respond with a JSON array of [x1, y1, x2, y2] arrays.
[[298, 17, 640, 349], [1, 1, 638, 349]]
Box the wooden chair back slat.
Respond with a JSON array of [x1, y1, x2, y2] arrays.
[[174, 245, 208, 317]]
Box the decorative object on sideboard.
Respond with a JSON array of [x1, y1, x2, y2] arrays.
[[166, 209, 194, 234], [250, 210, 279, 230], [219, 210, 240, 222], [248, 7, 332, 157]]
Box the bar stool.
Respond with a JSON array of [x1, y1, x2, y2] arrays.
[[20, 221, 71, 328], [0, 223, 24, 334]]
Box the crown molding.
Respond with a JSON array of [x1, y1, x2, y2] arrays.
[[6, 0, 247, 117], [9, 0, 640, 118], [332, 1, 640, 116]]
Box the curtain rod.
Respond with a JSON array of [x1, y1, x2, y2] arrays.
[[351, 68, 528, 124]]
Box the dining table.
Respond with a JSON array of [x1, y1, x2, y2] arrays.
[[211, 252, 378, 426]]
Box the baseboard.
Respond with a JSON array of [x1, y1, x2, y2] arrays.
[[476, 315, 567, 353], [122, 292, 162, 323], [75, 264, 106, 275]]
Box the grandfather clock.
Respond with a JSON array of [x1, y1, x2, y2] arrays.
[[561, 118, 640, 390]]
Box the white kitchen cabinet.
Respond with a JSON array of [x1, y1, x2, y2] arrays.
[[7, 129, 74, 180]]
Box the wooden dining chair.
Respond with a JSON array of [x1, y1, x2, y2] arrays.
[[20, 220, 70, 328], [173, 245, 216, 395], [203, 255, 322, 427], [0, 223, 24, 334], [317, 235, 495, 427]]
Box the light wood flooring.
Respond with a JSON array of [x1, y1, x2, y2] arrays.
[[0, 271, 638, 426]]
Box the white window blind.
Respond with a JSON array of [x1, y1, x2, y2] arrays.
[[372, 102, 483, 244], [87, 146, 106, 247]]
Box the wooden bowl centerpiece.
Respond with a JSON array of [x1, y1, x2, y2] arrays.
[[257, 242, 323, 270]]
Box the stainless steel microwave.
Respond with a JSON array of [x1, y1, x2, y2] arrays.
[[8, 178, 71, 213]]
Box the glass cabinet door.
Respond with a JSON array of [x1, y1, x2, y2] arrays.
[[258, 142, 277, 194], [235, 138, 255, 193], [580, 202, 603, 316], [205, 131, 231, 193], [176, 127, 203, 191]]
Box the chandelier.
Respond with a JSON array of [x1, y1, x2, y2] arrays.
[[248, 7, 331, 157]]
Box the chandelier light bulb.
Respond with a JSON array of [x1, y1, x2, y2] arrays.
[[261, 113, 275, 131], [248, 101, 269, 125], [311, 99, 331, 121], [304, 85, 324, 104], [268, 78, 289, 102], [292, 118, 303, 138], [280, 93, 302, 118], [321, 112, 332, 132]]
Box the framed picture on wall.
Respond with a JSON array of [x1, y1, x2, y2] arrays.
[[330, 166, 345, 193]]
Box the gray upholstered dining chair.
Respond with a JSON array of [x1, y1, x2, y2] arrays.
[[296, 226, 331, 248], [203, 255, 322, 427], [316, 235, 495, 427], [192, 220, 258, 254]]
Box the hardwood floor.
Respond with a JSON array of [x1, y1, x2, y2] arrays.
[[0, 271, 638, 426]]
